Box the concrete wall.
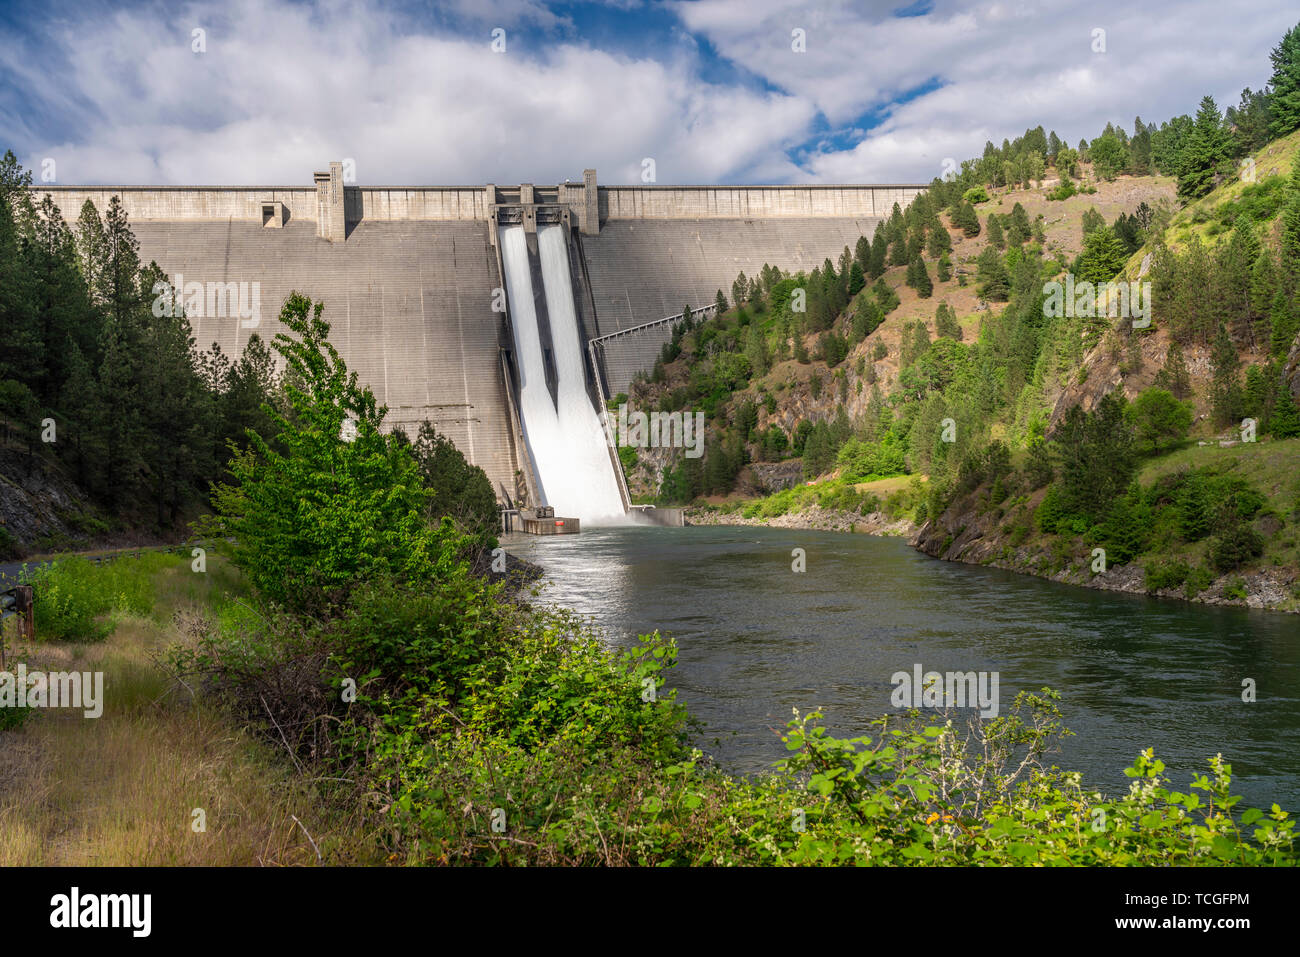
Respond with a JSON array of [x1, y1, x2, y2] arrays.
[[599, 185, 923, 221], [36, 182, 923, 226], [37, 187, 320, 223], [124, 219, 520, 495]]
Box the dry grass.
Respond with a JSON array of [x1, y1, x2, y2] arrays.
[[0, 558, 379, 866]]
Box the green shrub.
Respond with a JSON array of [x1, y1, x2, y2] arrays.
[[1184, 564, 1215, 598], [22, 552, 181, 642], [1209, 525, 1264, 572], [1144, 558, 1190, 592]]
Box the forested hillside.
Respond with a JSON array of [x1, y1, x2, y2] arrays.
[[632, 22, 1300, 611]]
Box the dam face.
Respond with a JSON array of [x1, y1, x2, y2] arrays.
[[38, 166, 924, 511]]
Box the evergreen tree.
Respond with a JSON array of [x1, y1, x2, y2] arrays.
[[874, 277, 900, 313], [847, 260, 865, 296], [926, 221, 952, 257], [888, 228, 909, 267], [731, 271, 748, 308], [906, 255, 933, 298], [1153, 340, 1192, 398], [1271, 384, 1300, 438], [1268, 22, 1300, 138], [855, 235, 871, 271], [1081, 206, 1106, 237], [868, 229, 888, 278], [1178, 96, 1231, 199], [1210, 321, 1243, 426], [745, 322, 768, 377], [1270, 286, 1300, 359], [1281, 190, 1300, 279], [935, 301, 962, 340], [0, 177, 39, 389], [954, 200, 980, 237], [986, 216, 1005, 249], [937, 251, 952, 283], [976, 246, 1010, 300], [1075, 227, 1129, 284]]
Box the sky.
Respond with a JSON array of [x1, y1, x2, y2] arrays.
[[0, 0, 1295, 186]]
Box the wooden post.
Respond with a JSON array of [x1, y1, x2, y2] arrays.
[[15, 585, 34, 643]]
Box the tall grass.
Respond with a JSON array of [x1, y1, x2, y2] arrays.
[[21, 552, 187, 642]]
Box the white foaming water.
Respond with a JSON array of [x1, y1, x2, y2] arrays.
[[500, 224, 628, 524]]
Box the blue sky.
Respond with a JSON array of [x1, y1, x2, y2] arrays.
[[0, 0, 1296, 186]]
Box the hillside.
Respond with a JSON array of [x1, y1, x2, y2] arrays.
[[627, 122, 1300, 612]]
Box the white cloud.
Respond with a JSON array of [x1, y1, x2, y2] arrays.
[[675, 0, 1298, 181], [2, 0, 1296, 186]]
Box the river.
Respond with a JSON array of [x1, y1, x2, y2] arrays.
[[504, 525, 1300, 811]]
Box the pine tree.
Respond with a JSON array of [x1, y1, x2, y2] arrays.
[[1268, 22, 1300, 137], [937, 251, 952, 283], [714, 289, 728, 315], [976, 246, 1010, 301], [986, 216, 1005, 249], [1154, 340, 1192, 398], [29, 194, 90, 399], [1281, 192, 1300, 279], [889, 228, 909, 267], [926, 221, 952, 257], [954, 200, 980, 237], [74, 199, 110, 310], [1178, 96, 1231, 199], [873, 277, 900, 313], [1270, 286, 1300, 359], [1076, 227, 1130, 284], [1210, 321, 1243, 427], [732, 271, 748, 308], [847, 261, 865, 296], [935, 301, 962, 339], [1271, 384, 1300, 438], [868, 229, 888, 278], [906, 255, 933, 298], [0, 179, 40, 389], [0, 149, 35, 237]]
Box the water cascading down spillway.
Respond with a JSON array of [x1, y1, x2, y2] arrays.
[[500, 223, 627, 524]]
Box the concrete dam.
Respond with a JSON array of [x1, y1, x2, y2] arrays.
[[39, 164, 924, 521]]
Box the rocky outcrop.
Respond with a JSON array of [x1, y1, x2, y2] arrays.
[[0, 451, 85, 558]]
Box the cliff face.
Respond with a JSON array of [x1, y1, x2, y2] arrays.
[[0, 450, 85, 559]]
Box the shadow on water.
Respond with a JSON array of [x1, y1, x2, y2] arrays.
[[503, 525, 1300, 810]]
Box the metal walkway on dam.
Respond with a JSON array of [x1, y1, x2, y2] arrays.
[[37, 166, 925, 500]]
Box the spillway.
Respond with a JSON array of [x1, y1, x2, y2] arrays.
[[500, 224, 627, 524]]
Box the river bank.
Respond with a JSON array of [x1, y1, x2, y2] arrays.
[[685, 503, 1300, 615], [686, 504, 915, 536]]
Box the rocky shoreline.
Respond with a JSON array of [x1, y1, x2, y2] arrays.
[[686, 505, 915, 537], [687, 505, 1299, 615]]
